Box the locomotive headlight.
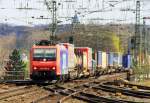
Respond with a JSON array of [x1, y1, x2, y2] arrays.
[[33, 67, 37, 70], [52, 67, 56, 70], [43, 58, 46, 62]]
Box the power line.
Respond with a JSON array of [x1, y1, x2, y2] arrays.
[[0, 0, 149, 25]]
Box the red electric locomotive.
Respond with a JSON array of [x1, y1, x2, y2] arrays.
[[30, 44, 68, 80]]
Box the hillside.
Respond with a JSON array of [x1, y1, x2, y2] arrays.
[[0, 23, 149, 69], [0, 23, 137, 52], [58, 24, 135, 52]]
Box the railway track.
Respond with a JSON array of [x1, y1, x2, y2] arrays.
[[121, 81, 150, 90], [86, 79, 150, 101], [105, 80, 150, 90], [0, 85, 50, 103], [0, 85, 36, 101], [0, 73, 148, 103], [0, 73, 128, 103], [100, 81, 150, 98], [93, 84, 150, 99], [0, 80, 54, 85], [33, 80, 141, 103]]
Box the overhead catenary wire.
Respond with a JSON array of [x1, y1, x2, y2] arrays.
[[0, 0, 149, 25]]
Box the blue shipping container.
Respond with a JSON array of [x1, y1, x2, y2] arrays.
[[97, 51, 102, 67], [123, 54, 131, 68], [107, 52, 113, 66]]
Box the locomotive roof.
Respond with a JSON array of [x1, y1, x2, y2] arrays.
[[32, 44, 67, 50], [32, 45, 57, 48]]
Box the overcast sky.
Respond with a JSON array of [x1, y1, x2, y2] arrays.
[[0, 0, 150, 26]]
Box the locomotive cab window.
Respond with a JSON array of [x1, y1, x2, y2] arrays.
[[33, 49, 44, 58], [33, 48, 56, 61], [45, 49, 56, 60]]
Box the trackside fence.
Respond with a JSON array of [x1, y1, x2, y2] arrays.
[[132, 65, 150, 82], [0, 70, 29, 80]]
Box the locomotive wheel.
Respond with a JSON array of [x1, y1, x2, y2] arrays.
[[30, 71, 40, 80]]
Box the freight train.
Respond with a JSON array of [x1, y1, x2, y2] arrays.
[[30, 43, 132, 80]]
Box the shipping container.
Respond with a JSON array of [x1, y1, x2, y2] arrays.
[[60, 43, 75, 69], [92, 59, 96, 70], [97, 51, 107, 68], [75, 47, 92, 72], [59, 45, 68, 75], [88, 48, 92, 69], [113, 52, 119, 67], [118, 54, 123, 67], [97, 51, 102, 67], [102, 52, 107, 68], [74, 49, 83, 69], [107, 52, 113, 67], [90, 59, 96, 75], [113, 52, 123, 68], [92, 49, 97, 60], [83, 51, 88, 69], [123, 54, 132, 69]]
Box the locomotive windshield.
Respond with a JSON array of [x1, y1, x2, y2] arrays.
[[33, 48, 56, 61]]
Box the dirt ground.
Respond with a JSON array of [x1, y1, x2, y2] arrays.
[[135, 80, 150, 86]]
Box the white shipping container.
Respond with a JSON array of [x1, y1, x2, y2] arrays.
[[83, 52, 88, 69], [68, 44, 75, 68], [88, 48, 92, 69], [60, 43, 75, 69]]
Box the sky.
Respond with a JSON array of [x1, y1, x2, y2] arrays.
[[0, 0, 150, 26]]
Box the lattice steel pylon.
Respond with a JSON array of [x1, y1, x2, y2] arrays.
[[45, 0, 57, 44], [134, 0, 141, 67], [51, 1, 57, 41], [143, 18, 147, 63], [69, 11, 80, 44]]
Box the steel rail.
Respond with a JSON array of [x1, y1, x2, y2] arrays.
[[95, 84, 150, 98]]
